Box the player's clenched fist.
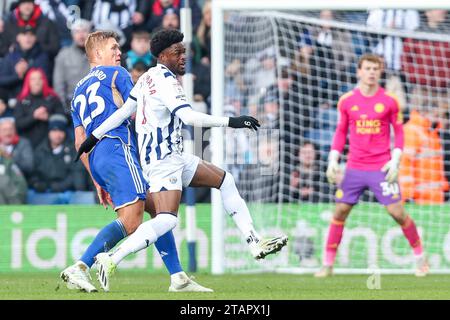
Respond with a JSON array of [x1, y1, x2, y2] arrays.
[[228, 116, 261, 131], [326, 150, 340, 184]]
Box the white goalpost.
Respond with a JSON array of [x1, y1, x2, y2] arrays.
[[211, 0, 450, 275]]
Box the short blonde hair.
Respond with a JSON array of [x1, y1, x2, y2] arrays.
[[357, 53, 383, 69], [85, 31, 119, 62]]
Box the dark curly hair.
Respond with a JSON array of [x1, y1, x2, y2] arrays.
[[150, 29, 184, 58]]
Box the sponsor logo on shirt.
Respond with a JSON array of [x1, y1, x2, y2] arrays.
[[374, 103, 385, 113], [356, 117, 381, 134]]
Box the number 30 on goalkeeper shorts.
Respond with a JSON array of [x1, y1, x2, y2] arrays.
[[380, 182, 399, 196]]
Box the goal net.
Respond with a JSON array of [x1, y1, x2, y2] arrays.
[[211, 2, 450, 274]]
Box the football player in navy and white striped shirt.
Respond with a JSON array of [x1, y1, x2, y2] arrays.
[[61, 31, 211, 293], [77, 29, 288, 287]]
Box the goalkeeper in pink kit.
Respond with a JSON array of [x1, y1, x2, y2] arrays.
[[315, 54, 429, 277]]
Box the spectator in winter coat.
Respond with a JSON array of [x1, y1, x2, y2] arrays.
[[0, 117, 34, 181], [0, 26, 50, 100], [13, 67, 65, 147], [53, 19, 91, 111], [1, 0, 60, 58]]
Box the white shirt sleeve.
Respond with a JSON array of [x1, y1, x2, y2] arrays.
[[175, 107, 229, 127], [156, 73, 229, 127], [92, 97, 137, 138], [159, 75, 193, 114]]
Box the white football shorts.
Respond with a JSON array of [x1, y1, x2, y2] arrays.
[[143, 152, 200, 193]]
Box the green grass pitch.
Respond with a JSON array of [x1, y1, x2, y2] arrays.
[[1, 273, 450, 300]]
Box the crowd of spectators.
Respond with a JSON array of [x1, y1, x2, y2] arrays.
[[0, 0, 212, 204], [0, 2, 449, 205]]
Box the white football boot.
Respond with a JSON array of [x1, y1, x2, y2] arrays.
[[168, 272, 214, 292], [60, 261, 98, 292], [250, 235, 289, 260], [94, 253, 117, 292]]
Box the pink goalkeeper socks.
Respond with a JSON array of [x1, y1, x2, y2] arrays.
[[324, 218, 345, 266], [322, 215, 422, 267], [401, 215, 423, 256]]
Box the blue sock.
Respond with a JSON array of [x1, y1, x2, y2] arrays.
[[154, 230, 183, 275], [80, 219, 127, 267]]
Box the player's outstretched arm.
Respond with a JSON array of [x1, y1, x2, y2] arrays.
[[176, 107, 260, 130], [74, 98, 138, 161], [229, 115, 260, 130]]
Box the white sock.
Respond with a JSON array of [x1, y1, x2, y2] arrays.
[[220, 172, 261, 244], [76, 260, 89, 270], [171, 271, 187, 282], [110, 213, 178, 265], [414, 253, 424, 262]]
